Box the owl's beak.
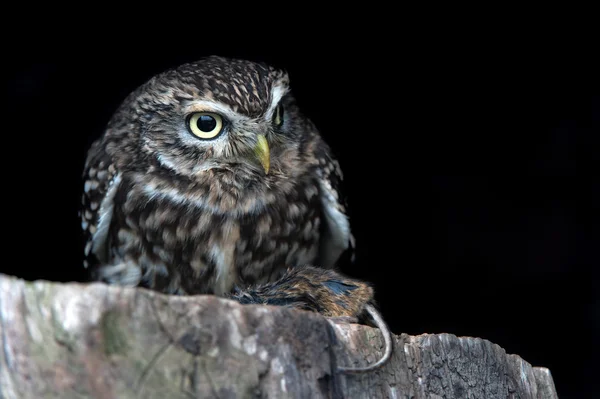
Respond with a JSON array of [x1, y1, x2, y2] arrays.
[[254, 135, 270, 175]]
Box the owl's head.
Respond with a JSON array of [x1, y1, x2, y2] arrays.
[[105, 56, 317, 182]]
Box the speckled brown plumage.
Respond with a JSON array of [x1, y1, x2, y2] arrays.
[[81, 55, 356, 306]]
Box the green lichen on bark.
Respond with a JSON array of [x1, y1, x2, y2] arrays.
[[101, 311, 129, 356]]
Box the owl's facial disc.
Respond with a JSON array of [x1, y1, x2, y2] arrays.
[[185, 108, 271, 174], [170, 81, 289, 176], [181, 98, 281, 175]]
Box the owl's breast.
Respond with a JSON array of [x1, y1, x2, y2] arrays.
[[235, 179, 322, 286], [109, 172, 323, 295]]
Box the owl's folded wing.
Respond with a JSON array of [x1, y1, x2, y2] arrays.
[[315, 144, 355, 268], [81, 139, 121, 268]]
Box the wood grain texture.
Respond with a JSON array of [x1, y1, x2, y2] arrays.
[[0, 274, 558, 398]]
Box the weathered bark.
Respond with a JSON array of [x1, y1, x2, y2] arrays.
[[0, 274, 557, 398]]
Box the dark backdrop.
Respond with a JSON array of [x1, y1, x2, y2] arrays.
[[2, 27, 596, 398]]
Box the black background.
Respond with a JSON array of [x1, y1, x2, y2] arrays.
[[2, 18, 597, 398]]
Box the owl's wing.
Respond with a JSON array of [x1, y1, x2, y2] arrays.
[[316, 147, 355, 268], [81, 139, 121, 268]]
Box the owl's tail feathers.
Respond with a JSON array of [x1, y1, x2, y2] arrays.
[[228, 265, 393, 373]]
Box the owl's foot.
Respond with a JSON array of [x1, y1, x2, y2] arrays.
[[229, 265, 393, 373]]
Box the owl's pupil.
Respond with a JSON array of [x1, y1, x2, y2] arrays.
[[197, 115, 217, 132]]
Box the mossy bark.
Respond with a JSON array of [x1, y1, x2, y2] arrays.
[[0, 274, 558, 398]]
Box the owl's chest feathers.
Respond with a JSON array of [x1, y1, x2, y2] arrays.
[[112, 171, 322, 295]]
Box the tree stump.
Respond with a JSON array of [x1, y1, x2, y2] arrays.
[[0, 274, 558, 398]]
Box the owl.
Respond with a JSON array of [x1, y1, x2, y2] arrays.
[[81, 55, 367, 314]]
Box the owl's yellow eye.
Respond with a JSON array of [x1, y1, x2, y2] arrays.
[[188, 112, 224, 139], [273, 104, 284, 127]]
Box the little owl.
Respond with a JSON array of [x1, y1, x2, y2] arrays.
[[81, 56, 377, 322]]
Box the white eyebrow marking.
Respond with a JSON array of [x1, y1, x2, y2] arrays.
[[184, 83, 289, 121], [183, 100, 250, 122], [265, 83, 289, 120]]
